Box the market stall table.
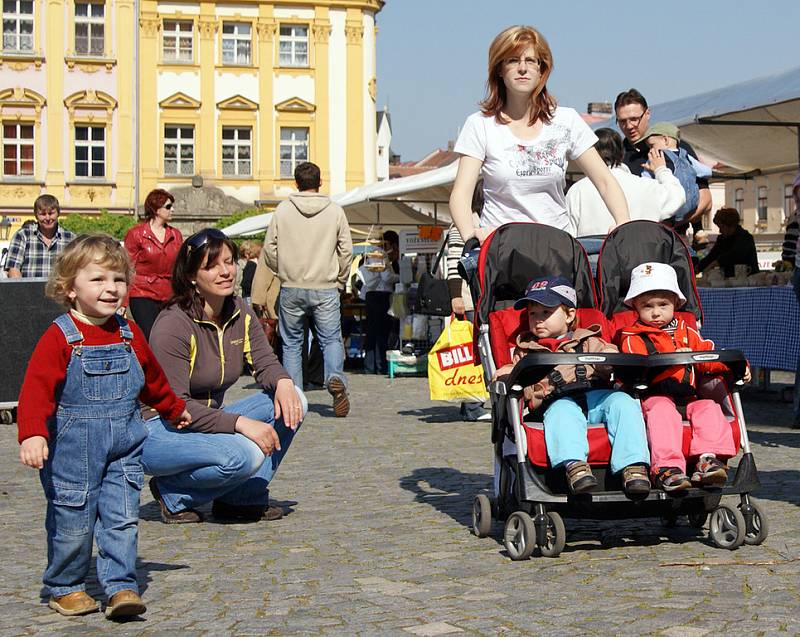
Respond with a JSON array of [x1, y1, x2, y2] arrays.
[[698, 285, 800, 371]]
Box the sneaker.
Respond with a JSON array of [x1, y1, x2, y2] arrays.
[[105, 590, 146, 619], [212, 500, 284, 522], [691, 456, 728, 487], [327, 377, 350, 417], [566, 461, 598, 494], [149, 479, 203, 524], [622, 463, 651, 497], [655, 466, 691, 492], [48, 591, 99, 616]]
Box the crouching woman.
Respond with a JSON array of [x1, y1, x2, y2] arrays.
[[142, 228, 306, 523]]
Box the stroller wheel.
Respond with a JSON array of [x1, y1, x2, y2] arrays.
[[504, 511, 535, 561], [537, 511, 566, 558], [708, 504, 746, 550], [740, 499, 769, 546], [471, 494, 492, 538]]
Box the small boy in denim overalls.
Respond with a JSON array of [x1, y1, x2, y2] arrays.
[[17, 235, 190, 619]]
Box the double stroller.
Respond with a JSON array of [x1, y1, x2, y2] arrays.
[[467, 221, 767, 559]]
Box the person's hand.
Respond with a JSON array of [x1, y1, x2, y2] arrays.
[[235, 416, 280, 455], [173, 409, 192, 429], [451, 297, 466, 317], [492, 363, 514, 380], [474, 227, 493, 245], [643, 147, 666, 172], [20, 436, 48, 469], [743, 365, 752, 384], [274, 377, 303, 430]]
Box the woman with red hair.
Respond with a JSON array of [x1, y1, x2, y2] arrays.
[[124, 189, 183, 339], [449, 25, 629, 242]]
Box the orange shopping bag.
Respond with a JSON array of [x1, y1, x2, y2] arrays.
[[427, 318, 488, 402]]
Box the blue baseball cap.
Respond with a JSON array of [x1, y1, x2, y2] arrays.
[[514, 276, 578, 310]]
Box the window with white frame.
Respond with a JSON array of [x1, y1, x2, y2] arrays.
[[221, 127, 251, 176], [279, 127, 308, 178], [2, 0, 34, 52], [757, 185, 768, 222], [2, 122, 34, 176], [221, 22, 251, 65], [785, 184, 795, 219], [163, 19, 192, 62], [164, 125, 194, 176], [74, 125, 105, 178], [278, 24, 308, 67], [734, 187, 744, 214], [74, 1, 104, 56]]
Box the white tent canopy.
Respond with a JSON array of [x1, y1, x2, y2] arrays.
[[595, 66, 800, 174], [223, 162, 457, 238]]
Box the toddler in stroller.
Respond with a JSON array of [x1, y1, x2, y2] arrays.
[[619, 262, 749, 492], [493, 276, 651, 497]]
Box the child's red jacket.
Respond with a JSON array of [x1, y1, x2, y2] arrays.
[[619, 318, 729, 388]]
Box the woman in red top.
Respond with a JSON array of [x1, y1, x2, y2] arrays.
[[124, 189, 183, 339]]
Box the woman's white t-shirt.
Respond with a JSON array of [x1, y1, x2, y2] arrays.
[[454, 107, 597, 231]]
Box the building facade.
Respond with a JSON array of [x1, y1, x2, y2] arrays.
[[725, 171, 798, 234], [0, 0, 384, 231], [1, 0, 136, 222], [139, 0, 383, 204]]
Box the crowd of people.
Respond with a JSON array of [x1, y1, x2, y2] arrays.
[[3, 21, 800, 622]]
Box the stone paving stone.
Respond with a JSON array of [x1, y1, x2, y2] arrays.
[[403, 621, 464, 636], [2, 375, 800, 635]]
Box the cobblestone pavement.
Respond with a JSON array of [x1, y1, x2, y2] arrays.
[[1, 374, 799, 636]]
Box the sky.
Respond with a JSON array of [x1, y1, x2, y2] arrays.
[[375, 0, 800, 162]]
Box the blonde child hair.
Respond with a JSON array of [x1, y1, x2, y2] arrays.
[[46, 234, 133, 308], [239, 239, 262, 260]]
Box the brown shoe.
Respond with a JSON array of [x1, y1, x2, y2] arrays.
[[212, 500, 284, 521], [105, 590, 146, 619], [327, 377, 350, 417], [48, 591, 100, 616], [149, 479, 203, 524]]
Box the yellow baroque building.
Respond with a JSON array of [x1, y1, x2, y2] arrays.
[[0, 0, 384, 232], [141, 0, 384, 203]]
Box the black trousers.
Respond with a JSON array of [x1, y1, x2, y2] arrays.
[[129, 297, 162, 341], [364, 291, 392, 374]]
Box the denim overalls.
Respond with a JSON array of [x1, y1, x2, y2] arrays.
[[41, 313, 147, 598]]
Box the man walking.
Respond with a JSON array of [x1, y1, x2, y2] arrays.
[[5, 194, 75, 278], [614, 89, 711, 238], [266, 162, 353, 416]]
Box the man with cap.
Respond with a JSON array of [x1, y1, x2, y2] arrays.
[[620, 262, 748, 491], [493, 276, 651, 497], [613, 89, 711, 236]]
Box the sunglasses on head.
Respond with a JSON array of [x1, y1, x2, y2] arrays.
[[186, 228, 228, 253]]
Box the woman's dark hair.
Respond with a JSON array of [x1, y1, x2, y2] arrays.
[[471, 180, 484, 215], [713, 207, 741, 228], [168, 228, 239, 315], [143, 188, 175, 220], [382, 230, 399, 247], [595, 128, 623, 168]]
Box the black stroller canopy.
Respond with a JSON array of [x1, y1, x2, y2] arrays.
[[477, 223, 597, 323], [597, 221, 702, 321]]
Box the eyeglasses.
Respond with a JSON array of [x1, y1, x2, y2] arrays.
[[504, 56, 540, 69], [615, 112, 647, 127], [186, 228, 227, 253], [163, 202, 173, 210]]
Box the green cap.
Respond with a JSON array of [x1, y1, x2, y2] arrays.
[[639, 121, 680, 143]]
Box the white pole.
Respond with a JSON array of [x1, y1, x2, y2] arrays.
[[132, 0, 140, 217]]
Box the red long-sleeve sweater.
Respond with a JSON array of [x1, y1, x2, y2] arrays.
[[17, 316, 185, 443]]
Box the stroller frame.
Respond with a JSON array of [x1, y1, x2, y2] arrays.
[[467, 222, 768, 559]]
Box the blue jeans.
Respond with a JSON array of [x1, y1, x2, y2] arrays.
[[279, 287, 346, 389], [42, 314, 147, 598], [141, 388, 306, 512], [544, 389, 650, 474]]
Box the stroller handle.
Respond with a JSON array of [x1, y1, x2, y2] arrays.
[[501, 349, 749, 394]]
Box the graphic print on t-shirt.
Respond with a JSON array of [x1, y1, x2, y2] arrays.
[[508, 125, 571, 177]]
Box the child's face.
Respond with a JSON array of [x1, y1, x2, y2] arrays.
[[526, 302, 575, 339], [633, 291, 677, 328], [645, 135, 677, 151], [69, 261, 128, 319]]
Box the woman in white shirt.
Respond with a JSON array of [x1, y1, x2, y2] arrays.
[[450, 25, 629, 243], [566, 128, 686, 236]]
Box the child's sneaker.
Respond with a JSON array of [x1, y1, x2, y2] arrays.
[[655, 467, 691, 492], [48, 591, 99, 616], [691, 456, 728, 487], [622, 463, 651, 497], [566, 461, 597, 493]]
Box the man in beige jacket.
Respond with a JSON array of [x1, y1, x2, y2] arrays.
[[265, 161, 353, 416]]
